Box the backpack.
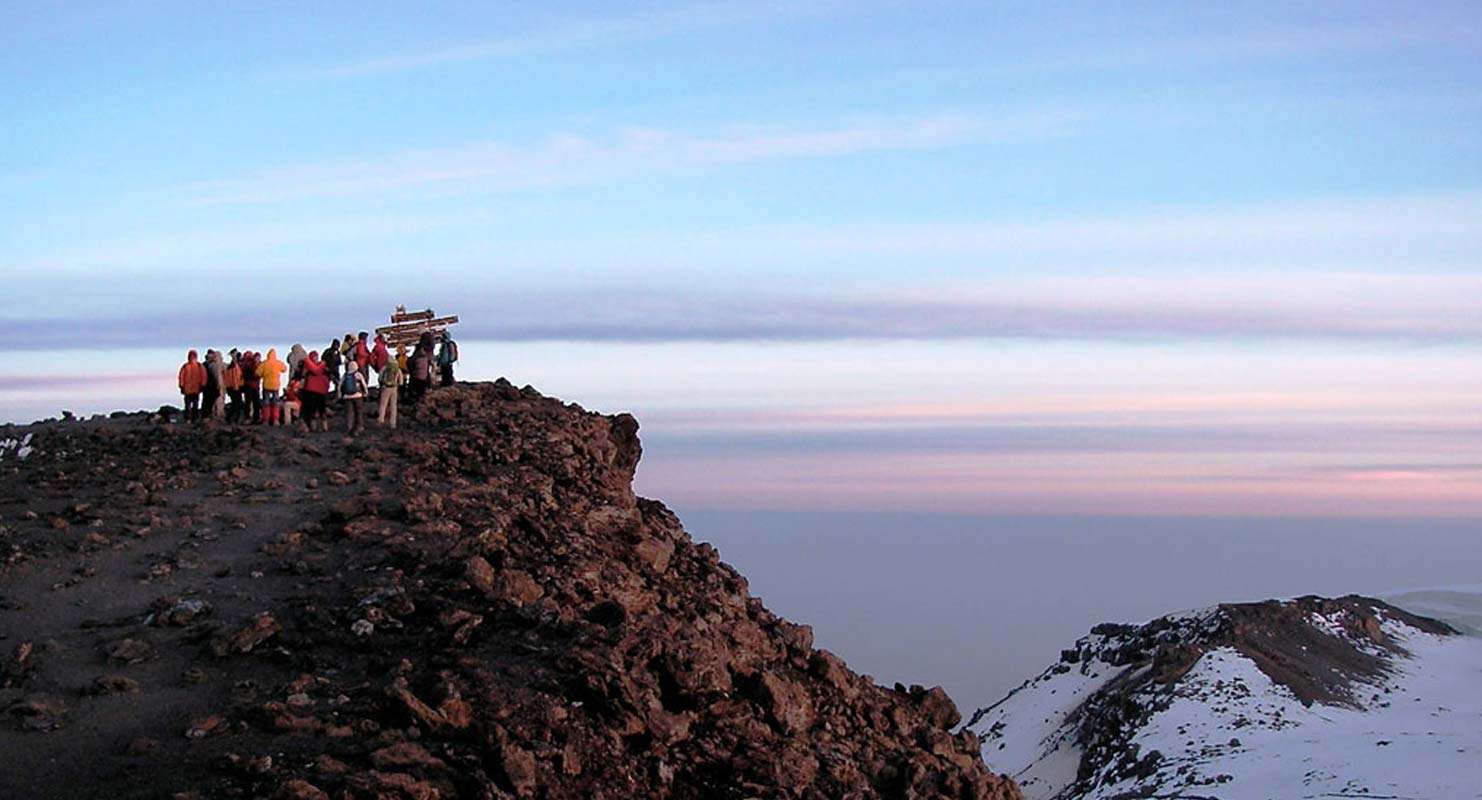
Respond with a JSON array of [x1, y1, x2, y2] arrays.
[[339, 371, 360, 396]]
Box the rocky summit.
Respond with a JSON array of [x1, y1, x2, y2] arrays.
[[0, 381, 1020, 800]]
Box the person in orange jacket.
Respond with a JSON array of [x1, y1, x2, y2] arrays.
[[256, 348, 288, 424], [177, 350, 207, 422], [222, 351, 244, 423]]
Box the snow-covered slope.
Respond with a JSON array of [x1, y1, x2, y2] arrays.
[[966, 595, 1482, 800]]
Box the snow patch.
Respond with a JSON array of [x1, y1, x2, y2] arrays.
[[970, 648, 1134, 795], [1105, 632, 1482, 799], [0, 434, 34, 461], [970, 600, 1482, 799]]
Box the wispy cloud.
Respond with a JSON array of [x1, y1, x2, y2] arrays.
[[642, 420, 1482, 458], [1010, 16, 1482, 75], [10, 272, 1482, 349], [175, 111, 1081, 206], [729, 193, 1482, 262], [0, 373, 160, 391], [293, 1, 843, 80]]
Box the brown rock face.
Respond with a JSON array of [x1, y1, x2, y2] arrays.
[[0, 380, 1020, 800]]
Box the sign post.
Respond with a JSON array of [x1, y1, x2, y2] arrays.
[[374, 305, 460, 349]]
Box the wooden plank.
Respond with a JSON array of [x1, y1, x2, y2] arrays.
[[377, 307, 459, 349], [374, 320, 459, 342], [376, 319, 459, 350], [375, 315, 459, 334]]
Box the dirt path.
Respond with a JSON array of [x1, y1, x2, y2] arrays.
[[0, 420, 373, 798]]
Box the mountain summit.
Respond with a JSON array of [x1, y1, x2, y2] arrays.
[[966, 594, 1481, 799], [0, 382, 1019, 800]]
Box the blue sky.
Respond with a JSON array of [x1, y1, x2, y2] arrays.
[[5, 1, 1482, 516]]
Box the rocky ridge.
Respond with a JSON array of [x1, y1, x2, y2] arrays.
[[0, 381, 1019, 799], [965, 595, 1477, 800]]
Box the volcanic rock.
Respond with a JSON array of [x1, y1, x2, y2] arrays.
[[0, 381, 1020, 799]]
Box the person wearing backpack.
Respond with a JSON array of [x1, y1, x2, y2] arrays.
[[437, 331, 459, 387], [322, 339, 342, 398], [377, 355, 403, 429], [340, 360, 368, 435], [369, 334, 390, 373]]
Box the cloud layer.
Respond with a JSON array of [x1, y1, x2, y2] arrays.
[[9, 274, 1482, 350]]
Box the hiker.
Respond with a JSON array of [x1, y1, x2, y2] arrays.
[[407, 332, 435, 402], [437, 331, 459, 387], [223, 350, 244, 423], [377, 353, 402, 428], [177, 350, 207, 422], [287, 343, 307, 381], [322, 339, 342, 398], [257, 348, 288, 425], [300, 351, 331, 431], [340, 360, 368, 434], [354, 332, 372, 381], [203, 350, 225, 420], [240, 350, 262, 423], [369, 334, 390, 374], [282, 378, 302, 427], [395, 344, 409, 378]]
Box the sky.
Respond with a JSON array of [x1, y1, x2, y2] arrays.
[[5, 0, 1482, 518]]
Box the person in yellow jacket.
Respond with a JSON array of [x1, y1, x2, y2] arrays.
[[256, 348, 288, 425]]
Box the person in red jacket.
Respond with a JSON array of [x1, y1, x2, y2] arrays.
[[281, 379, 303, 428], [239, 350, 262, 424], [299, 351, 331, 432], [177, 350, 207, 422], [369, 334, 390, 373], [354, 332, 372, 381]]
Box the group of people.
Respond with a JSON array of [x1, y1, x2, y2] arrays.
[[176, 329, 459, 434]]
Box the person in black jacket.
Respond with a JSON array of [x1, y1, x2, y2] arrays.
[[408, 331, 435, 403], [322, 339, 342, 399]]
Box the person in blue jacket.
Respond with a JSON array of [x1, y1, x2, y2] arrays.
[[436, 331, 459, 387]]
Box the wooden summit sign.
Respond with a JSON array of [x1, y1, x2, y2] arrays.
[[375, 305, 460, 349]]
